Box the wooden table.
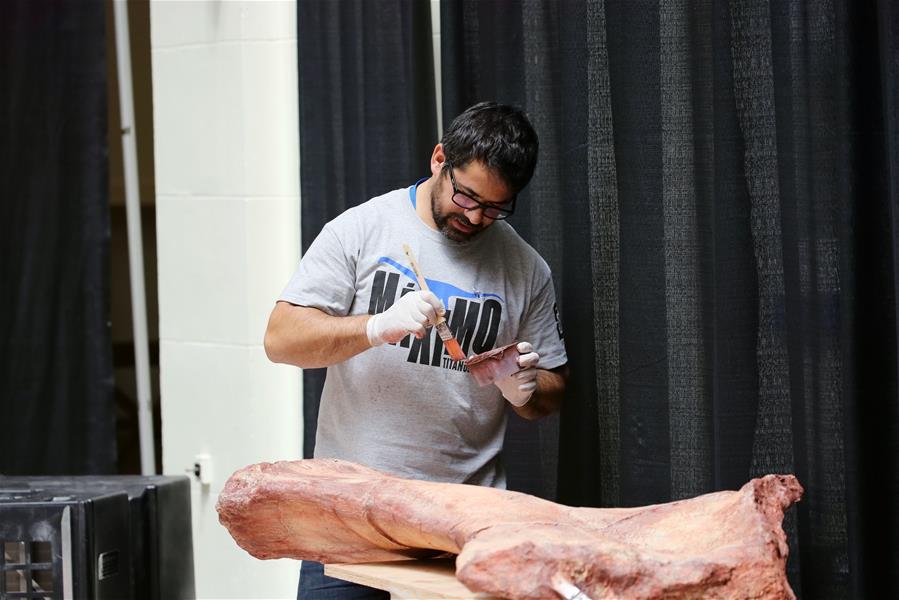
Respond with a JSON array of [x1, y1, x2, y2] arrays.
[[325, 558, 500, 599]]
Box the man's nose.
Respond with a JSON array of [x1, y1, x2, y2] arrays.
[[466, 207, 484, 225]]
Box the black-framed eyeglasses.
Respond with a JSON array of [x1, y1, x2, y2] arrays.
[[447, 163, 515, 220]]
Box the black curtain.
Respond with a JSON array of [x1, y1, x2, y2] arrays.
[[441, 0, 899, 597], [0, 0, 115, 474], [441, 0, 590, 501], [296, 0, 437, 458]]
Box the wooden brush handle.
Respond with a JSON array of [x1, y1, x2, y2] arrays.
[[402, 244, 430, 292]]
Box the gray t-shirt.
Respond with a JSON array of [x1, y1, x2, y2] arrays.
[[280, 183, 567, 488]]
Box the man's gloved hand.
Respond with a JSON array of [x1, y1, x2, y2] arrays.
[[366, 290, 443, 346], [494, 341, 539, 407]]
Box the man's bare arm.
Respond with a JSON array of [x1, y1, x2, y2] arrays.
[[513, 364, 568, 420], [264, 301, 372, 369]]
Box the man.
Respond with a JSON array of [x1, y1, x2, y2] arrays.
[[265, 102, 568, 599]]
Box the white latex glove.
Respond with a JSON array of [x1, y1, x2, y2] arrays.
[[494, 341, 539, 407], [366, 290, 443, 346]]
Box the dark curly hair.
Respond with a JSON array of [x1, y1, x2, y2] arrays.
[[440, 102, 539, 196]]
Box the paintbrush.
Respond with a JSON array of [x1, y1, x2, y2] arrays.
[[402, 244, 467, 362]]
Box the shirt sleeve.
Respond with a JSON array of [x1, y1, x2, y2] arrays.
[[278, 221, 358, 316], [518, 266, 568, 370]]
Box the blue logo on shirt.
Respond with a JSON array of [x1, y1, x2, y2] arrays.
[[368, 257, 505, 368], [376, 256, 503, 307]]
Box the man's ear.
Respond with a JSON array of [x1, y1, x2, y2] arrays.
[[429, 143, 446, 176]]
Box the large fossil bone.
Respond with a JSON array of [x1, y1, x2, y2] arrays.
[[216, 459, 801, 599]]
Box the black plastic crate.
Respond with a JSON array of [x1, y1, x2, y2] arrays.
[[0, 487, 130, 599], [0, 476, 195, 600]]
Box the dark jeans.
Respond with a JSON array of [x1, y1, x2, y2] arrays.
[[298, 561, 390, 600]]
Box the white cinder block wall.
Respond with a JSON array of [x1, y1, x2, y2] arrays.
[[150, 2, 302, 598]]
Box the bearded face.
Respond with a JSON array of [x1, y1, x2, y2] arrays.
[[430, 171, 489, 243]]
